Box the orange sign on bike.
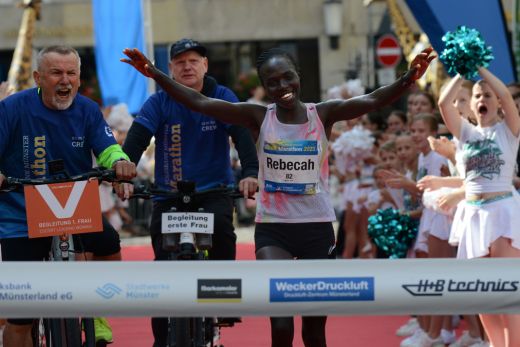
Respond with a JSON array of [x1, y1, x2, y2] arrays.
[[24, 180, 103, 238]]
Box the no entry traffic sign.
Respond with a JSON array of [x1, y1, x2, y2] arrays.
[[376, 34, 402, 68]]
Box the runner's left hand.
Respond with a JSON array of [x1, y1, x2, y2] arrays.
[[408, 47, 436, 81]]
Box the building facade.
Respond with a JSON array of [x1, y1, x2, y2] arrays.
[[2, 0, 514, 101], [0, 0, 398, 101]]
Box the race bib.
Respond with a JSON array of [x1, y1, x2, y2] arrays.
[[263, 140, 319, 195]]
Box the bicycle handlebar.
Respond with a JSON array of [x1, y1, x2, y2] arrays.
[[0, 168, 122, 192], [131, 184, 245, 201]]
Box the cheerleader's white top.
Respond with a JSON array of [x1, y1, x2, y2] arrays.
[[367, 189, 397, 210], [460, 118, 520, 194], [451, 119, 520, 258], [255, 103, 336, 223]]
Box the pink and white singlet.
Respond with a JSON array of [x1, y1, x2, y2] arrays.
[[255, 103, 336, 223]]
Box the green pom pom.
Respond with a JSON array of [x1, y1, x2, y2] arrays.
[[440, 26, 494, 79], [368, 208, 418, 259]]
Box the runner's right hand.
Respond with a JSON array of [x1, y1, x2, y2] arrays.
[[121, 48, 157, 78]]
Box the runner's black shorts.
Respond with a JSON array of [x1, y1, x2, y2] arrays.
[[255, 221, 336, 259], [0, 216, 120, 325]]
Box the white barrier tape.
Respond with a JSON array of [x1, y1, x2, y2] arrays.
[[0, 258, 519, 318]]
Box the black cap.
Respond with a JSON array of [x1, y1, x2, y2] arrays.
[[169, 38, 207, 59]]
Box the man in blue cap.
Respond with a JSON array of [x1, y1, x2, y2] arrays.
[[122, 38, 258, 347]]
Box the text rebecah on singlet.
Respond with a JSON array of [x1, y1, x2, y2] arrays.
[[266, 157, 315, 171]]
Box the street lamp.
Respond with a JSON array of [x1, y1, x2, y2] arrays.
[[323, 0, 343, 50]]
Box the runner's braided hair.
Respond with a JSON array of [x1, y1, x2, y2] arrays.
[[255, 48, 299, 84]]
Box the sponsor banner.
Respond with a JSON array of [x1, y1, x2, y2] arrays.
[[270, 277, 374, 302], [161, 212, 214, 234], [402, 279, 519, 296], [0, 259, 519, 317], [197, 279, 242, 303], [263, 140, 319, 156], [24, 180, 102, 238], [264, 180, 317, 195]]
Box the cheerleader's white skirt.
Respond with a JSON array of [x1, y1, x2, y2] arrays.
[[450, 190, 520, 259], [413, 208, 452, 254], [342, 180, 372, 214]]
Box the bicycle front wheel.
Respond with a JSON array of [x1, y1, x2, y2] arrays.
[[31, 319, 48, 347], [81, 318, 96, 347], [168, 317, 191, 347], [47, 318, 82, 347], [196, 317, 218, 347]]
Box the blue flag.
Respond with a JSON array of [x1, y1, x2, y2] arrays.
[[405, 0, 516, 83], [92, 0, 148, 113]]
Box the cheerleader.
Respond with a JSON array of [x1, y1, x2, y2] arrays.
[[421, 80, 487, 347], [438, 67, 520, 347]]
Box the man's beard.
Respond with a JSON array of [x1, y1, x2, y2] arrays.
[[52, 96, 74, 110]]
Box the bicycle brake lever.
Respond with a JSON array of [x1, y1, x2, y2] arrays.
[[117, 179, 134, 184]]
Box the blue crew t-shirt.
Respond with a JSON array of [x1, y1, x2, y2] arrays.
[[134, 86, 238, 193], [0, 88, 117, 239]]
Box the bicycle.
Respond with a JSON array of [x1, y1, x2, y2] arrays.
[[1, 160, 123, 347], [131, 180, 246, 347]]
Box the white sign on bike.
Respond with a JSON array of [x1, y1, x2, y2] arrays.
[[161, 212, 214, 234]]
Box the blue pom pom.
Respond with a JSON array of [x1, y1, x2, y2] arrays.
[[440, 26, 494, 79]]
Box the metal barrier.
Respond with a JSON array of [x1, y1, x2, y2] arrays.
[[1, 258, 519, 318]]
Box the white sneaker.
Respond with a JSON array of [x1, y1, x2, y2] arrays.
[[448, 331, 484, 347], [397, 317, 420, 337], [441, 329, 456, 344], [416, 333, 444, 347], [400, 329, 426, 347], [468, 341, 490, 347]]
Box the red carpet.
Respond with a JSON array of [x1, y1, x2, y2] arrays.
[[108, 244, 413, 346]]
